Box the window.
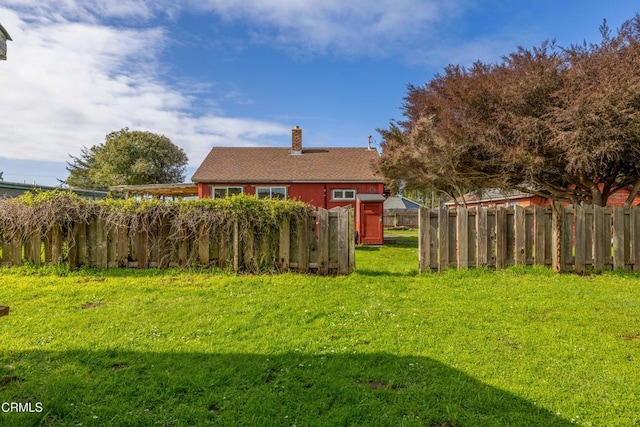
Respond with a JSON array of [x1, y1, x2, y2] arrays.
[[332, 189, 356, 201], [256, 186, 287, 200], [212, 187, 243, 198]]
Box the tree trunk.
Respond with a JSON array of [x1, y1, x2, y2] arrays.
[[590, 186, 604, 207], [551, 200, 563, 272], [623, 181, 640, 207]]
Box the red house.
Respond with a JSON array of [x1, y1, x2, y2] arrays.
[[191, 126, 385, 244]]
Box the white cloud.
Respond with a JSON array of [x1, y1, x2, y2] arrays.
[[2, 0, 468, 56], [0, 0, 507, 172], [0, 6, 290, 167], [191, 0, 465, 56]]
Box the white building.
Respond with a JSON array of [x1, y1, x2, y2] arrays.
[[0, 22, 12, 60]]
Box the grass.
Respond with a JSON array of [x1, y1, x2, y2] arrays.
[[1, 231, 639, 425]]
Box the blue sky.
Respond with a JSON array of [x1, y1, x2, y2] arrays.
[[0, 1, 638, 187]]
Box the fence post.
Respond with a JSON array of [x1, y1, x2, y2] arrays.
[[551, 203, 562, 272], [348, 208, 355, 273]]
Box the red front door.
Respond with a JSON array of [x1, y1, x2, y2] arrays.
[[361, 202, 383, 244]]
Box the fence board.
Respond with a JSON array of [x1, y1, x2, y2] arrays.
[[476, 207, 488, 267], [575, 205, 585, 274], [96, 217, 108, 269], [438, 208, 449, 271], [336, 209, 347, 275], [457, 207, 469, 269], [495, 208, 507, 269], [297, 215, 310, 273], [11, 235, 22, 266], [632, 207, 640, 272], [28, 231, 41, 266], [279, 218, 290, 271], [317, 209, 329, 275], [419, 208, 430, 272], [87, 217, 97, 266], [51, 225, 63, 264], [198, 223, 210, 267], [593, 205, 605, 272], [613, 206, 625, 269], [514, 206, 526, 265], [348, 208, 356, 272], [524, 209, 533, 264], [137, 223, 148, 269]]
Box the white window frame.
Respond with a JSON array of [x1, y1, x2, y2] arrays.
[[255, 186, 288, 200], [211, 186, 244, 199], [332, 189, 356, 201]]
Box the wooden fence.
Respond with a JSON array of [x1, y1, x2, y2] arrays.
[[384, 210, 419, 229], [419, 204, 640, 273], [0, 207, 355, 275]]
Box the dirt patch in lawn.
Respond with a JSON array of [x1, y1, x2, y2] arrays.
[[81, 302, 104, 309], [0, 375, 24, 388]]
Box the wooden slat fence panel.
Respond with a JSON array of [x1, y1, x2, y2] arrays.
[[419, 204, 640, 273], [0, 208, 354, 275]]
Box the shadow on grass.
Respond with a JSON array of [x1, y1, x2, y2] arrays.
[[355, 268, 419, 277], [0, 350, 572, 427], [356, 246, 381, 252], [383, 236, 419, 248]]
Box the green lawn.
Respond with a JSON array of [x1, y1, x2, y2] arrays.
[[1, 232, 639, 426]]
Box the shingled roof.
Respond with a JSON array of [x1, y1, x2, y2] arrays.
[[191, 147, 382, 183]]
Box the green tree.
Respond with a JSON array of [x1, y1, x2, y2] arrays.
[[65, 128, 188, 190]]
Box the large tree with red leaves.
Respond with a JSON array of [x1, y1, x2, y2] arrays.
[[379, 16, 640, 207]]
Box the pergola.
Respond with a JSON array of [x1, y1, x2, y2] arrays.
[[109, 183, 199, 199]]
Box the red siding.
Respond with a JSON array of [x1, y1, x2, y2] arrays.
[[197, 182, 384, 210], [460, 189, 640, 209]]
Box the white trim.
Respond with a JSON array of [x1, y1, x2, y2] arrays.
[[332, 189, 356, 201]]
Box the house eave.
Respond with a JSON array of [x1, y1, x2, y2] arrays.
[[192, 179, 383, 184]]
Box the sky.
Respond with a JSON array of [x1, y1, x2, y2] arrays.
[[0, 1, 638, 187]]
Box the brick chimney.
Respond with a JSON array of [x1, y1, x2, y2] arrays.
[[291, 125, 302, 155]]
